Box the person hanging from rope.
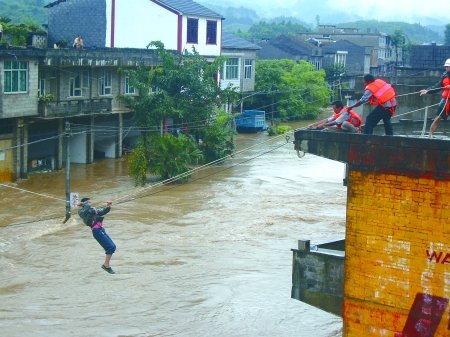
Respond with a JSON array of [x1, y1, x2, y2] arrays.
[[309, 100, 362, 133], [78, 197, 117, 274], [419, 58, 450, 138], [348, 74, 397, 135]]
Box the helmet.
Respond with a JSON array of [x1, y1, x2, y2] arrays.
[[444, 58, 450, 67]]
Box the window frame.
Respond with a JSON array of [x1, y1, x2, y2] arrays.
[[38, 78, 46, 96], [244, 59, 253, 79], [98, 70, 112, 96], [335, 51, 348, 67], [69, 74, 82, 97], [187, 18, 199, 44], [124, 76, 135, 95], [3, 61, 28, 94], [223, 58, 239, 80], [206, 20, 217, 45]]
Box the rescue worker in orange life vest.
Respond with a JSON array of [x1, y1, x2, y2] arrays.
[[321, 100, 362, 133], [348, 74, 397, 135], [419, 58, 450, 138]]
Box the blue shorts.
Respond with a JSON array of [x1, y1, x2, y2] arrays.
[[92, 227, 116, 255]]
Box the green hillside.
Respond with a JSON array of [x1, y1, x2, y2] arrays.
[[0, 0, 50, 25]]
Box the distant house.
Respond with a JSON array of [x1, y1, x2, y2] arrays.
[[46, 0, 224, 56], [257, 35, 322, 70], [322, 40, 369, 76], [296, 25, 397, 75], [221, 32, 261, 94]]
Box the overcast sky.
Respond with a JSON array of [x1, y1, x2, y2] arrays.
[[215, 0, 448, 26]]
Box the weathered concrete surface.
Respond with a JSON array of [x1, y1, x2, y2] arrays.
[[291, 240, 345, 316]]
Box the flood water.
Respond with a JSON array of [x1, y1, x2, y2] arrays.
[[0, 124, 346, 337]]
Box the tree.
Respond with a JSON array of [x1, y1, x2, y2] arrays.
[[251, 59, 329, 120], [445, 23, 450, 45], [122, 42, 236, 185], [391, 29, 406, 66], [0, 16, 44, 47]]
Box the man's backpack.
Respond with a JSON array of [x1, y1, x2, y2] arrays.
[[78, 206, 96, 227]]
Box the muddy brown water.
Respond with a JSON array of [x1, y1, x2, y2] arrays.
[[0, 124, 345, 337]]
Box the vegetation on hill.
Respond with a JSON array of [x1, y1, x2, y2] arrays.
[[237, 20, 310, 41], [0, 0, 49, 25]]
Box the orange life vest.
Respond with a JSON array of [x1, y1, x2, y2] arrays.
[[340, 107, 362, 132], [365, 79, 397, 114], [346, 108, 362, 128], [441, 76, 450, 116], [442, 76, 450, 98]]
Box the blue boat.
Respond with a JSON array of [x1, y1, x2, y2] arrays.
[[234, 109, 269, 133]]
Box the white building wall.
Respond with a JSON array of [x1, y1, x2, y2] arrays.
[[106, 0, 178, 49], [181, 16, 221, 56]]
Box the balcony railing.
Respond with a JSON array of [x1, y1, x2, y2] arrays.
[[39, 98, 113, 118]]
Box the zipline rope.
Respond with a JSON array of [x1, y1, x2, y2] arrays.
[[0, 183, 66, 202]]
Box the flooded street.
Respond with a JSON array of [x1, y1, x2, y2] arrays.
[[0, 125, 346, 337]]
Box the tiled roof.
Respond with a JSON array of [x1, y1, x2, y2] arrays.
[[153, 0, 223, 18], [222, 32, 260, 50], [45, 0, 224, 19]]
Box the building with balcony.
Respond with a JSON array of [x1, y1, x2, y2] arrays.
[[0, 47, 159, 181]]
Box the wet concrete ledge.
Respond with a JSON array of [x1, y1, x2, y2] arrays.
[[294, 130, 450, 180]]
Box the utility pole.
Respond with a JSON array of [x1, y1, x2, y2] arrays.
[[64, 121, 71, 223]]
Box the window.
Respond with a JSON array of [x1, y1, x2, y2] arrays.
[[206, 20, 217, 45], [187, 18, 198, 44], [98, 71, 112, 96], [224, 58, 239, 80], [125, 76, 135, 94], [38, 78, 46, 96], [69, 74, 82, 97], [244, 59, 253, 79], [335, 51, 347, 67], [69, 71, 89, 97], [4, 61, 28, 93]]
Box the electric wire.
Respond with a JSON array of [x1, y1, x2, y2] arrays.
[[0, 131, 293, 225]]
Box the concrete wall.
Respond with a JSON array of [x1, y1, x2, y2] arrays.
[[291, 240, 345, 316], [294, 131, 450, 337], [0, 59, 39, 118], [345, 170, 449, 337]]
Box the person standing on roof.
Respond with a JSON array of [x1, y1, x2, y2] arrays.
[[78, 197, 117, 274], [419, 58, 450, 138], [348, 74, 397, 135]]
